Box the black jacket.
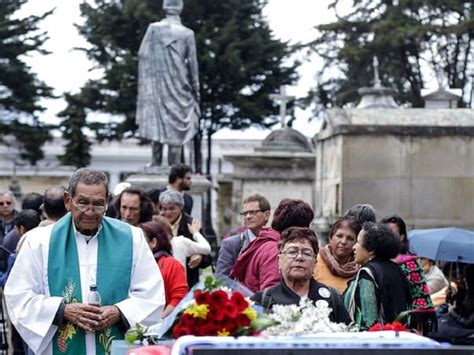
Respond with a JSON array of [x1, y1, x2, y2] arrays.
[[253, 278, 352, 324]]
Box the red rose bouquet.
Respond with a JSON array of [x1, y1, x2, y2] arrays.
[[171, 276, 273, 338]]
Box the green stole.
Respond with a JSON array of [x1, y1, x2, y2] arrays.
[[48, 213, 133, 354]]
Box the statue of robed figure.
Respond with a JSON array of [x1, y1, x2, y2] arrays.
[[136, 0, 200, 166]]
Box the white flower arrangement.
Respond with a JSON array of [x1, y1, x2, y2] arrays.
[[263, 299, 351, 336]]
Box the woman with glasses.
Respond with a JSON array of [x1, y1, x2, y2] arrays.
[[253, 227, 351, 324]]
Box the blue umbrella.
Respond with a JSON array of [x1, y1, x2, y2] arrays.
[[408, 227, 474, 263]]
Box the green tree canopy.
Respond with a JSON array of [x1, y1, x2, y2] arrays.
[[0, 0, 54, 164], [309, 0, 473, 111], [71, 0, 298, 172], [57, 93, 92, 168]]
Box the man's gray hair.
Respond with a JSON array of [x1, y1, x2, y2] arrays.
[[0, 190, 17, 208], [159, 189, 184, 207], [68, 168, 109, 197]]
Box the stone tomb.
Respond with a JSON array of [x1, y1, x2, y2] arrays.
[[314, 107, 474, 232]]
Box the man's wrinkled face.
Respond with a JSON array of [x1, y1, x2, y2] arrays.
[[64, 183, 108, 236], [120, 192, 141, 226], [160, 203, 182, 225], [0, 193, 15, 220]]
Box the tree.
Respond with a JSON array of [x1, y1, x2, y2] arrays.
[[309, 0, 473, 111], [74, 0, 298, 173], [0, 0, 54, 164], [57, 93, 92, 168]]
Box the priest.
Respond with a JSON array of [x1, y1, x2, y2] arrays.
[[4, 168, 165, 354]]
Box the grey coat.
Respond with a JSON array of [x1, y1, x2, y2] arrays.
[[216, 230, 252, 276]]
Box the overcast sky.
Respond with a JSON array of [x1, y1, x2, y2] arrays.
[[18, 0, 337, 138]]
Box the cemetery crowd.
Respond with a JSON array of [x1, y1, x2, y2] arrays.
[[0, 166, 472, 354]]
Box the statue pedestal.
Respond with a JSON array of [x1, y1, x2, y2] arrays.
[[125, 172, 212, 226]]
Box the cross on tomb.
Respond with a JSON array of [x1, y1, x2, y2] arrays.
[[373, 56, 381, 87], [269, 85, 295, 128]]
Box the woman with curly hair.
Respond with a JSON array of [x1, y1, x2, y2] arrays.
[[344, 222, 412, 330], [382, 214, 437, 335]]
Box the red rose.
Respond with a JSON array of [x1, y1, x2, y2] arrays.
[[236, 313, 251, 327], [368, 323, 383, 331], [392, 321, 408, 331], [180, 314, 196, 327], [195, 323, 219, 336], [173, 324, 192, 338], [211, 290, 229, 305], [383, 323, 395, 331], [208, 305, 225, 321], [222, 318, 238, 333], [224, 302, 239, 318], [195, 290, 211, 305], [231, 291, 249, 311]]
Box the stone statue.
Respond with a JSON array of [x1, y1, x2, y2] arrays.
[[136, 0, 200, 166]]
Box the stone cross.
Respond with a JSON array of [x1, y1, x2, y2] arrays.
[[373, 56, 381, 87], [270, 85, 295, 128]]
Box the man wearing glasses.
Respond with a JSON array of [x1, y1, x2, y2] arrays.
[[216, 194, 270, 276], [0, 190, 17, 243], [4, 168, 165, 355]]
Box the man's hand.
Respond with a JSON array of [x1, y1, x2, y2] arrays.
[[95, 306, 121, 331], [64, 303, 102, 331], [188, 254, 203, 269]]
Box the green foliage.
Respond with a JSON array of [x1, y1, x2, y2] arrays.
[[57, 93, 92, 168], [0, 0, 54, 164], [203, 275, 223, 292], [73, 0, 298, 171], [309, 0, 473, 111], [125, 323, 150, 344]]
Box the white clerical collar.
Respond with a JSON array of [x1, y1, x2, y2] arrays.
[[72, 222, 102, 242]]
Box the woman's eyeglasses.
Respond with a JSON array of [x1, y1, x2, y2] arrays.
[[281, 249, 315, 260]]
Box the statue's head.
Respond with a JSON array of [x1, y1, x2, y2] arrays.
[[163, 0, 183, 15]]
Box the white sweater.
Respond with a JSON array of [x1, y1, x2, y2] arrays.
[[171, 232, 211, 268]]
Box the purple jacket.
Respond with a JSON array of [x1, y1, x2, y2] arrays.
[[230, 227, 281, 292]]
